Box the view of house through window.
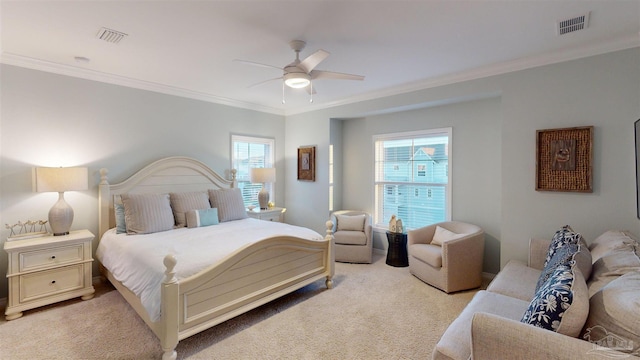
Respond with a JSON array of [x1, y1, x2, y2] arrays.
[[231, 135, 275, 208], [374, 128, 451, 230]]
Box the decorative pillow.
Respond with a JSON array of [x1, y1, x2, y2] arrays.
[[336, 214, 366, 232], [588, 243, 640, 296], [536, 242, 578, 292], [544, 225, 582, 266], [432, 226, 464, 246], [121, 193, 175, 235], [170, 191, 211, 227], [581, 271, 640, 355], [114, 203, 126, 234], [535, 241, 592, 292], [521, 264, 589, 337], [589, 230, 639, 263], [208, 188, 248, 222], [186, 208, 219, 228]]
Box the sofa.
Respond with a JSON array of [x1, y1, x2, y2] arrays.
[[433, 228, 640, 360]]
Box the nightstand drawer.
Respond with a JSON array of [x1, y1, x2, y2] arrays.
[[20, 244, 84, 272], [20, 264, 84, 302]]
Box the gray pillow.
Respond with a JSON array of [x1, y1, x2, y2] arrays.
[[169, 191, 210, 227], [121, 193, 174, 235], [208, 188, 248, 222]]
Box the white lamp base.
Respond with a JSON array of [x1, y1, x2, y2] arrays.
[[49, 192, 74, 236], [258, 187, 269, 210]]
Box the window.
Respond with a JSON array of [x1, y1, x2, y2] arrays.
[[374, 128, 451, 231], [231, 135, 274, 207]]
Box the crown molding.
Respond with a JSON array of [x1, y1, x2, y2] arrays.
[[284, 34, 640, 116], [2, 33, 638, 118], [0, 53, 285, 116]]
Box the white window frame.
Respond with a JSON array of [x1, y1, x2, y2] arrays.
[[231, 134, 275, 207], [373, 128, 452, 231]]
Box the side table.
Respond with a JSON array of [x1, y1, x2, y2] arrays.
[[386, 231, 409, 267]]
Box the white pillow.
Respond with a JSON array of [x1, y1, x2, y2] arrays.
[[336, 214, 366, 232], [432, 225, 464, 246]]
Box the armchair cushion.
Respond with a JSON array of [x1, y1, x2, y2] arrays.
[[334, 230, 368, 246], [432, 225, 464, 246], [410, 244, 442, 268]]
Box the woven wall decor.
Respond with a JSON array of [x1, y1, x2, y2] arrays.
[[536, 126, 593, 192]]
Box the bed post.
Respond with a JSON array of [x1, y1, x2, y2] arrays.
[[98, 168, 111, 239], [324, 220, 335, 289], [161, 255, 179, 360], [230, 169, 237, 188]]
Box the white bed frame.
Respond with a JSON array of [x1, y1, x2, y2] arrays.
[[97, 156, 334, 360]]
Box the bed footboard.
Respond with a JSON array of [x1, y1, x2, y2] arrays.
[[159, 221, 334, 359]]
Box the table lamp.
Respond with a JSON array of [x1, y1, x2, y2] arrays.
[[250, 167, 276, 210], [36, 167, 88, 236]]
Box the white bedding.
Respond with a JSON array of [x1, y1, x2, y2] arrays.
[[96, 218, 323, 321]]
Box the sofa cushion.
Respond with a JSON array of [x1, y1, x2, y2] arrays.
[[588, 242, 640, 297], [589, 230, 639, 263], [334, 230, 367, 246], [581, 271, 640, 355], [433, 290, 530, 360], [409, 244, 442, 268], [486, 260, 541, 302], [521, 264, 589, 337]]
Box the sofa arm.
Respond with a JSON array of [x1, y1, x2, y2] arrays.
[[528, 238, 551, 270], [470, 312, 639, 360]]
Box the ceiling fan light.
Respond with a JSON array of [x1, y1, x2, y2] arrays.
[[284, 73, 311, 88]]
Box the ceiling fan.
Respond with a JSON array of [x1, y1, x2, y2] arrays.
[[234, 40, 364, 101]]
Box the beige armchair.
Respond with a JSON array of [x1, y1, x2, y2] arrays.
[[331, 210, 373, 264], [408, 221, 484, 293]]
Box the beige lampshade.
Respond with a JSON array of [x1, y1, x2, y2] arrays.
[[35, 167, 88, 236], [36, 167, 89, 193], [250, 167, 276, 183]]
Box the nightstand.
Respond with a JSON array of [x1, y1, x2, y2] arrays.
[[4, 229, 95, 320], [247, 207, 286, 222]]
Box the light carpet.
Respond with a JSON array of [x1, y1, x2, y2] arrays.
[[0, 254, 481, 359]]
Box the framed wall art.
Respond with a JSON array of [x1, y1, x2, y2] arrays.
[[297, 146, 316, 181], [535, 126, 593, 192], [635, 119, 640, 218]]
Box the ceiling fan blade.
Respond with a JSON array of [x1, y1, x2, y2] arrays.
[[234, 59, 282, 71], [248, 77, 283, 88], [298, 49, 330, 73], [310, 70, 365, 81]]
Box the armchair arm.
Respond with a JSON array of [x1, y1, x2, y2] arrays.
[[470, 312, 638, 360], [528, 238, 551, 270], [441, 231, 484, 274]]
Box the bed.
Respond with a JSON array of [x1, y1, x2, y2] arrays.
[[96, 156, 334, 360]]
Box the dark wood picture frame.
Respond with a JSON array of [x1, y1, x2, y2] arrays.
[[535, 126, 593, 192], [297, 146, 316, 182], [635, 119, 640, 218]]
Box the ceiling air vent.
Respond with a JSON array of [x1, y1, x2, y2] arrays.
[[96, 27, 128, 44], [557, 12, 590, 35]]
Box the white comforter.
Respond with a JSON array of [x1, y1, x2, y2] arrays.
[[96, 218, 323, 321]]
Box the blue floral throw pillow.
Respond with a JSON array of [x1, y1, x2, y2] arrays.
[[535, 242, 579, 292], [544, 225, 581, 266], [521, 264, 589, 337]]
